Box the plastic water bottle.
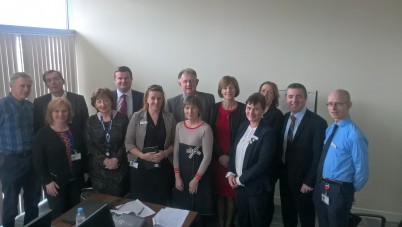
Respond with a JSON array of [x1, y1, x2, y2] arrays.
[[75, 207, 86, 226]]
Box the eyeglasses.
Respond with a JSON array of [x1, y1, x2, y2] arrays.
[[326, 102, 348, 107]]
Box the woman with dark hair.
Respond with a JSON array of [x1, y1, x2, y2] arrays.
[[227, 93, 277, 226], [172, 95, 214, 225], [125, 85, 175, 205], [33, 98, 88, 219], [210, 75, 246, 227], [86, 88, 129, 197]]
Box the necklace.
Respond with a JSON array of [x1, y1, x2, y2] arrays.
[[100, 114, 113, 157]]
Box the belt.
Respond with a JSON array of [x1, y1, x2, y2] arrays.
[[321, 178, 345, 185]]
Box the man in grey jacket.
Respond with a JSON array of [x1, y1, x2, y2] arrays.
[[167, 68, 215, 124]]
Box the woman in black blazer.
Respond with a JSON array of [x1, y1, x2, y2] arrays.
[[227, 93, 276, 227], [33, 98, 88, 219]]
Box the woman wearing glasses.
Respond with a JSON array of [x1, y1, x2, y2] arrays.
[[125, 85, 175, 205], [86, 88, 129, 197]]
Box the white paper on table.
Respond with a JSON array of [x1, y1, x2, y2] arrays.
[[110, 199, 155, 217], [152, 207, 189, 227]]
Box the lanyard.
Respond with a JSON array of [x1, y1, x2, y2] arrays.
[[100, 115, 113, 156]]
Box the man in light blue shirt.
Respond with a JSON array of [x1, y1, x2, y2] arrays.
[[314, 89, 369, 227]]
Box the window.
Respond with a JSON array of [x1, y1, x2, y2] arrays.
[[0, 31, 77, 100], [0, 0, 68, 29]]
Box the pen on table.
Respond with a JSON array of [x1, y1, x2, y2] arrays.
[[137, 207, 145, 216]]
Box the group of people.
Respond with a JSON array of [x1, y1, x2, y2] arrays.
[[0, 66, 369, 227]]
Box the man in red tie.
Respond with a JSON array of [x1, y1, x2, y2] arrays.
[[113, 66, 144, 119]]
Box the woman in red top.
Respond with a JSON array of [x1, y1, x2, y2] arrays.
[[210, 76, 246, 227]]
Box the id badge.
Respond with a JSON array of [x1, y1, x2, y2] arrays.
[[129, 161, 138, 168], [71, 153, 82, 161], [321, 194, 329, 205]]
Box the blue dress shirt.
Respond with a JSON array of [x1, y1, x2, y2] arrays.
[[322, 117, 369, 191]]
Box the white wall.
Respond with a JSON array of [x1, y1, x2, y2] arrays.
[[70, 0, 402, 221]]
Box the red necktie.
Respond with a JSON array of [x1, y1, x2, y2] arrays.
[[119, 94, 127, 115]]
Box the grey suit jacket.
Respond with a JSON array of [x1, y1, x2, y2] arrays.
[[33, 92, 89, 133], [166, 91, 215, 124], [125, 110, 176, 160]]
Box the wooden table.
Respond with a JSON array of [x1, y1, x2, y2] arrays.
[[52, 193, 198, 227]]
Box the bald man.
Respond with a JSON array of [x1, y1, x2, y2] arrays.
[[314, 89, 369, 227]]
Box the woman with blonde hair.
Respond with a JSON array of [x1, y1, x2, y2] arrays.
[[125, 85, 175, 205], [33, 98, 88, 219]]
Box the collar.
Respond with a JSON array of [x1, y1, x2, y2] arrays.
[[334, 116, 352, 128], [117, 89, 131, 98], [291, 106, 307, 119], [51, 90, 67, 99], [8, 93, 27, 105], [182, 91, 197, 100]]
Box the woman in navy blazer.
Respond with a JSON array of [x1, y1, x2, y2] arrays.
[[227, 93, 277, 227]]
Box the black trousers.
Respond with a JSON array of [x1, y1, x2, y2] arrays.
[[235, 187, 274, 227], [0, 152, 41, 227], [313, 180, 355, 227], [46, 176, 84, 219], [279, 169, 316, 227]]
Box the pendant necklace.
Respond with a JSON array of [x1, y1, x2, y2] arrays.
[[100, 114, 113, 157]]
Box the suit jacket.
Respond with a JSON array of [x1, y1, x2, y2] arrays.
[[166, 91, 215, 124], [33, 125, 88, 188], [228, 121, 276, 195], [262, 105, 284, 175], [113, 89, 144, 118], [282, 109, 327, 188], [33, 92, 89, 133]]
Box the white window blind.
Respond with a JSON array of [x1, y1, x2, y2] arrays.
[[0, 30, 77, 100]]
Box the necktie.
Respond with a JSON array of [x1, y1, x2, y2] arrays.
[[317, 124, 339, 180], [119, 94, 127, 115], [287, 115, 296, 142], [282, 115, 296, 163]]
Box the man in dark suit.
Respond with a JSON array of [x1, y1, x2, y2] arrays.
[[33, 70, 89, 133], [112, 66, 144, 119], [167, 68, 215, 124], [280, 83, 327, 227]]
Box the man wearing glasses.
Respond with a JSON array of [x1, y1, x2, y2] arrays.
[[314, 89, 369, 227]]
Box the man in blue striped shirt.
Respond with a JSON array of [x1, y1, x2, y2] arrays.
[[0, 72, 41, 227], [314, 89, 369, 227]]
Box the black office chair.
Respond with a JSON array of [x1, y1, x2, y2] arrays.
[[351, 213, 386, 227]]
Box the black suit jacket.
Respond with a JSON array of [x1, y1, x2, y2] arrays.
[[228, 121, 276, 195], [33, 92, 89, 133], [113, 89, 144, 118], [282, 109, 327, 188]]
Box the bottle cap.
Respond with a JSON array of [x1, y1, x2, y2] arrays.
[[77, 207, 83, 213]]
